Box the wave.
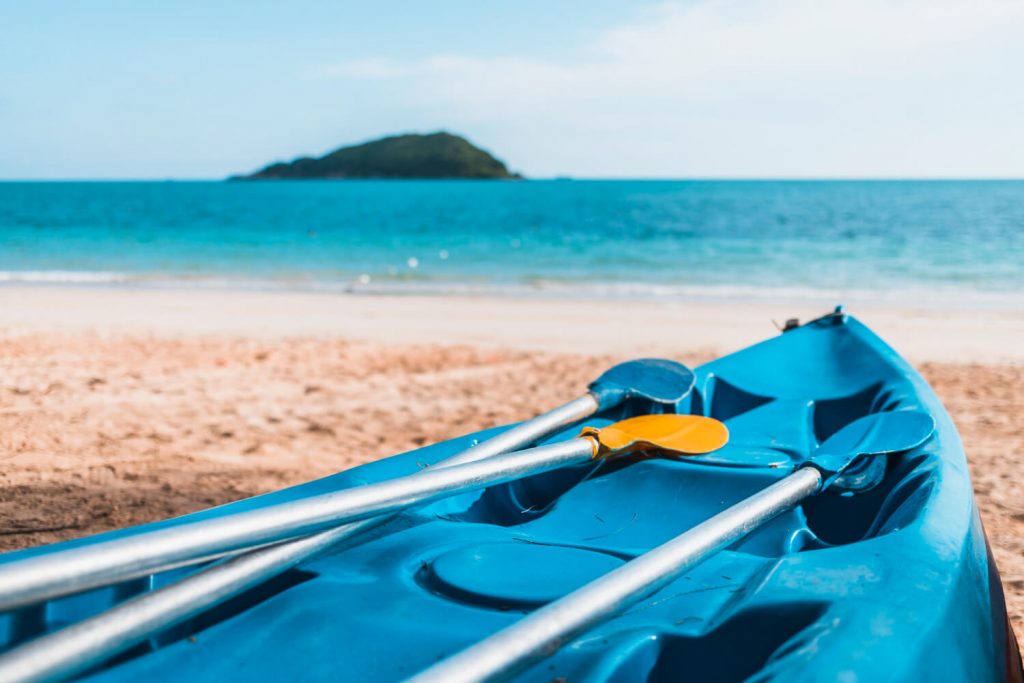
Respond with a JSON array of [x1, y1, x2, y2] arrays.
[[347, 279, 1024, 309], [0, 270, 131, 284], [0, 270, 1020, 309]]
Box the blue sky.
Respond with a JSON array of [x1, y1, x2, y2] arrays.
[[2, 0, 1022, 179]]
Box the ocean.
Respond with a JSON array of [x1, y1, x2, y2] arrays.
[[0, 180, 1021, 308]]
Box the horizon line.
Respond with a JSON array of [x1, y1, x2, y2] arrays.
[[2, 176, 1024, 183]]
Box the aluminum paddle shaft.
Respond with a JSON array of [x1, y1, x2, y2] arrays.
[[0, 437, 596, 615], [0, 356, 694, 611], [409, 467, 823, 683], [0, 396, 601, 683], [449, 395, 598, 465]]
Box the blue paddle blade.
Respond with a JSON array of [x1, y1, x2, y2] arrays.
[[588, 358, 696, 410], [817, 410, 935, 458], [815, 410, 936, 493]]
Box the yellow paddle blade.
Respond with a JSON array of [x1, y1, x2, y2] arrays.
[[580, 414, 729, 459]]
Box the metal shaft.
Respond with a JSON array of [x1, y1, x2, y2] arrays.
[[444, 395, 598, 467], [0, 395, 600, 683], [0, 437, 596, 615], [409, 466, 823, 683]]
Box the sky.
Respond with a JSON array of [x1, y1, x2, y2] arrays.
[[1, 0, 1023, 179]]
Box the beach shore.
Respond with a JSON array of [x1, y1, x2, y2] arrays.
[[0, 286, 1021, 646], [1, 285, 1022, 362]]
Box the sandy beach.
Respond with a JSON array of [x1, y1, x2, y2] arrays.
[[0, 286, 1021, 647]]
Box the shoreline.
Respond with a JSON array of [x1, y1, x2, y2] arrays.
[[2, 277, 1023, 312], [0, 285, 1021, 364]]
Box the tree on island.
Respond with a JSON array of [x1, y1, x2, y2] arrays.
[[231, 132, 521, 180]]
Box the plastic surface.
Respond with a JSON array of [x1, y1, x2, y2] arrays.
[[426, 543, 625, 609], [588, 358, 695, 410], [584, 414, 730, 458], [809, 409, 935, 489], [0, 314, 1018, 682]]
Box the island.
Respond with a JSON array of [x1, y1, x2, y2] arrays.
[[230, 132, 520, 180]]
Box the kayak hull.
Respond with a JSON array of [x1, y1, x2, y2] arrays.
[[0, 311, 1020, 681]]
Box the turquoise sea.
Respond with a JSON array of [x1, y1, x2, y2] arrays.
[[0, 180, 1021, 307]]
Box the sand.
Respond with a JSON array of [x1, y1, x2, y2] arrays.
[[0, 286, 1021, 649], [0, 286, 1022, 363]]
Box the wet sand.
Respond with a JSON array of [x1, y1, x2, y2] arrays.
[[0, 287, 1021, 648]]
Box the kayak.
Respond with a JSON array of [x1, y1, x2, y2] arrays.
[[0, 309, 1020, 682]]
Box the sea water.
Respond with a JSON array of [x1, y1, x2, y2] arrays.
[[0, 180, 1021, 308]]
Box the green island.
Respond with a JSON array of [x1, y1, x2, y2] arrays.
[[230, 132, 520, 180]]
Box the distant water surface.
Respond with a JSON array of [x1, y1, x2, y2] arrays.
[[0, 180, 1021, 307]]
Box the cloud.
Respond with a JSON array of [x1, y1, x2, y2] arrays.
[[309, 0, 1024, 177]]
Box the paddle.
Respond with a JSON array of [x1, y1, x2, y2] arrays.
[[449, 357, 697, 467], [0, 414, 725, 612], [0, 414, 725, 683], [0, 360, 698, 683], [0, 358, 692, 613], [407, 410, 935, 683]]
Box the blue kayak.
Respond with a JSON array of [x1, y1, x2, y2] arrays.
[[0, 310, 1020, 681]]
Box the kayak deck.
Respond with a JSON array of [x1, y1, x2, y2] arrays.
[[0, 311, 1016, 681]]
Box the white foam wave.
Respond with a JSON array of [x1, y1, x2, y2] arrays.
[[0, 270, 131, 284], [0, 270, 1019, 310], [343, 278, 1024, 309]]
